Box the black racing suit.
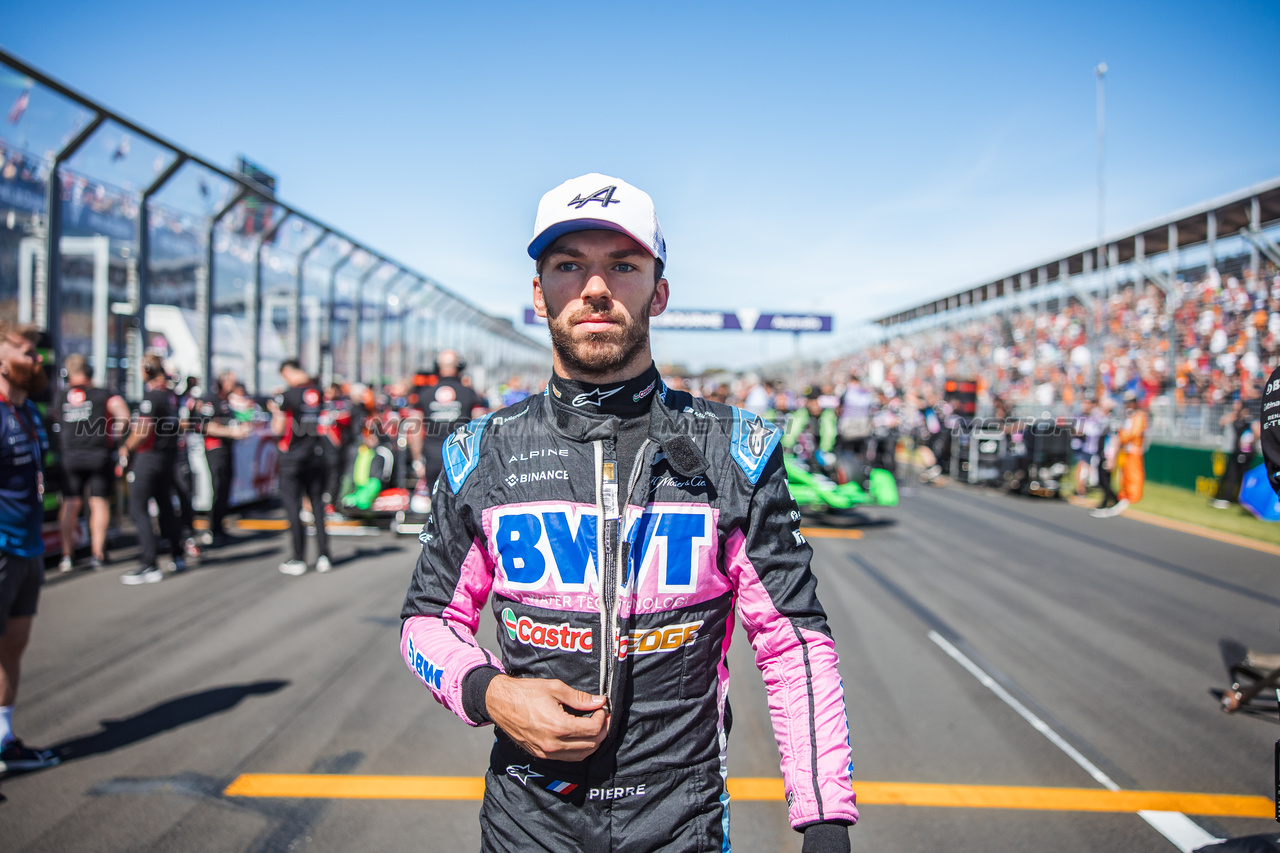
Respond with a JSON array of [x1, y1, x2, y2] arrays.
[[401, 365, 857, 852]]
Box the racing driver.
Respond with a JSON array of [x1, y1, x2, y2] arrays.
[[401, 174, 857, 852]]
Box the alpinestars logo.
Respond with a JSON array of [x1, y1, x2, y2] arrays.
[[746, 415, 771, 458], [448, 423, 476, 462], [572, 386, 624, 408], [507, 764, 543, 786], [568, 185, 619, 209]]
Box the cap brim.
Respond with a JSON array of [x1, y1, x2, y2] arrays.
[[528, 219, 656, 261]]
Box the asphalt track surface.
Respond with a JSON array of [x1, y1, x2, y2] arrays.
[[1, 481, 1276, 852]]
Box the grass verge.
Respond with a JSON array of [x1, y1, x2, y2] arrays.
[[1079, 476, 1280, 548]]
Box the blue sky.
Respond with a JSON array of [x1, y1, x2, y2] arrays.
[[5, 1, 1279, 370]]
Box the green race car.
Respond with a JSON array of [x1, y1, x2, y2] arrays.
[[784, 453, 899, 512]]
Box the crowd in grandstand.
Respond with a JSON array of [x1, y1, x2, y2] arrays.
[[821, 265, 1280, 412]]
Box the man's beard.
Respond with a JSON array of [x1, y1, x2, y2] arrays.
[[6, 360, 47, 396], [547, 298, 652, 379]]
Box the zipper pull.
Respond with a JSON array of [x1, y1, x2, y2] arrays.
[[602, 459, 619, 519]]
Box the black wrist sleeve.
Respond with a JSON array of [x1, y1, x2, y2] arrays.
[[461, 665, 502, 725], [801, 821, 851, 853]]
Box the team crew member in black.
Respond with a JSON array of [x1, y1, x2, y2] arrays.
[[0, 322, 60, 773], [321, 382, 355, 517], [406, 349, 484, 491], [270, 361, 331, 576], [172, 376, 202, 559], [53, 353, 130, 571], [194, 371, 250, 546], [119, 354, 187, 585], [400, 175, 857, 853]]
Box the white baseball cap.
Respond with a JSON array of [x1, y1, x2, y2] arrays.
[[528, 173, 666, 266]]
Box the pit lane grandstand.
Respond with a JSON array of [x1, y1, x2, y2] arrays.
[[819, 175, 1280, 447], [0, 47, 549, 401]]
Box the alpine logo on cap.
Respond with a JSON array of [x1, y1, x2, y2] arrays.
[[568, 186, 619, 209]]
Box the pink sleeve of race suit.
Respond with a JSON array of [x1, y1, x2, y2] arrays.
[[401, 536, 505, 726], [725, 525, 858, 829]]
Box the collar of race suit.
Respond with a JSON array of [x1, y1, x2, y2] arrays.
[[547, 363, 662, 420]]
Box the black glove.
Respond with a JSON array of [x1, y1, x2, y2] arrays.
[[802, 822, 851, 853]]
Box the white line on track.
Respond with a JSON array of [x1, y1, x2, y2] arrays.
[[928, 630, 1223, 853]]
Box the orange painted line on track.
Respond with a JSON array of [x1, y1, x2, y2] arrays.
[[225, 774, 485, 800], [232, 518, 369, 531], [234, 519, 289, 530], [222, 775, 1273, 817], [799, 528, 864, 540], [1119, 508, 1280, 558], [1068, 495, 1280, 556]]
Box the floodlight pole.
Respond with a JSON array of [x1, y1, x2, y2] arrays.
[[1095, 63, 1107, 301]]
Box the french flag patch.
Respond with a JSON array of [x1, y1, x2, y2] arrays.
[[546, 780, 577, 795]]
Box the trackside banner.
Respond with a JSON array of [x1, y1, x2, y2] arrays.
[[522, 308, 832, 333]]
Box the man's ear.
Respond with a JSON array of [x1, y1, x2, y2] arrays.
[[649, 278, 670, 317], [532, 275, 548, 319]]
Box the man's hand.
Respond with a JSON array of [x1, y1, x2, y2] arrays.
[[485, 675, 609, 762]]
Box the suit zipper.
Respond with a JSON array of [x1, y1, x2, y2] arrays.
[[594, 440, 610, 696], [599, 437, 652, 706]]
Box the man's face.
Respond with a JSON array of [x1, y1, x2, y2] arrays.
[[437, 350, 460, 377], [0, 334, 46, 395], [220, 373, 238, 395], [534, 230, 669, 378]]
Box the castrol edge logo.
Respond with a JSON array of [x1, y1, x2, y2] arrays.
[[617, 620, 704, 661], [502, 608, 703, 660], [502, 608, 593, 653]]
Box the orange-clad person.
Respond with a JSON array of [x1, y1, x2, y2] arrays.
[[1113, 389, 1147, 511]]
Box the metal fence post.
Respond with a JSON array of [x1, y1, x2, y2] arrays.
[[133, 153, 186, 398], [42, 113, 105, 356], [200, 188, 248, 389], [246, 212, 290, 395], [380, 271, 413, 386], [291, 228, 329, 360], [324, 246, 356, 386], [352, 261, 384, 384]]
